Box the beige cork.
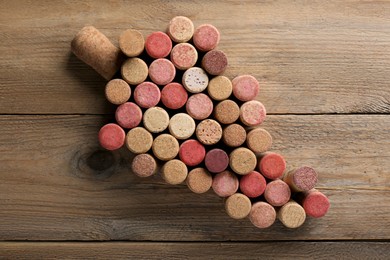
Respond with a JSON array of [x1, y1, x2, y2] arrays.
[[246, 128, 273, 154], [152, 134, 179, 161], [161, 159, 188, 185], [125, 127, 153, 154], [167, 16, 194, 43], [186, 167, 213, 194], [214, 100, 240, 125], [143, 107, 170, 133], [119, 29, 145, 57], [169, 113, 196, 140], [121, 57, 148, 85], [278, 200, 306, 229], [131, 153, 157, 178], [196, 119, 223, 145], [71, 26, 123, 80], [229, 147, 257, 175], [222, 124, 246, 147], [207, 76, 233, 101], [225, 193, 252, 220], [105, 79, 131, 105]]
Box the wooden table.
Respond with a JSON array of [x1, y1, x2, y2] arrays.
[[1, 0, 389, 258]]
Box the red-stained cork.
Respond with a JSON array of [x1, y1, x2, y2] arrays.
[[264, 179, 291, 207], [170, 43, 198, 70], [167, 16, 194, 43], [302, 189, 330, 218], [283, 166, 318, 192], [179, 139, 206, 167], [232, 75, 260, 102], [249, 201, 276, 229], [115, 102, 142, 129], [186, 93, 213, 120], [239, 171, 267, 198], [98, 123, 125, 151], [161, 82, 188, 110], [240, 100, 266, 126], [201, 50, 228, 76], [193, 24, 220, 52], [204, 148, 229, 173], [133, 81, 161, 108], [145, 31, 172, 59], [149, 58, 176, 85], [71, 26, 123, 80], [258, 152, 286, 180], [212, 170, 239, 197]]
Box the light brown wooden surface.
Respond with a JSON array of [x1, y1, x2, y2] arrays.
[[1, 0, 389, 258]]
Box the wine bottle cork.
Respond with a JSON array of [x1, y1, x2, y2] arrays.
[[186, 93, 213, 120], [145, 31, 172, 59], [71, 26, 123, 80], [193, 24, 220, 52], [179, 139, 206, 166], [105, 79, 131, 105], [264, 179, 291, 207], [246, 128, 272, 154], [232, 75, 260, 102], [134, 81, 161, 108], [222, 124, 246, 147], [143, 107, 170, 133], [214, 100, 240, 124], [161, 159, 188, 185], [119, 29, 145, 57], [212, 170, 239, 197], [250, 202, 276, 229], [169, 113, 196, 140], [186, 167, 213, 194], [115, 102, 142, 129], [301, 189, 330, 218], [229, 147, 257, 175], [149, 58, 176, 85], [152, 134, 179, 161], [182, 67, 209, 93], [239, 171, 267, 198], [258, 152, 286, 180], [196, 119, 223, 145], [125, 127, 153, 154], [240, 100, 267, 126], [225, 193, 252, 220], [170, 43, 198, 70], [98, 123, 125, 151], [131, 153, 157, 178], [201, 49, 228, 76], [278, 200, 306, 229], [207, 76, 232, 101], [167, 16, 194, 43], [204, 148, 229, 173], [121, 57, 148, 85], [283, 166, 318, 192], [161, 82, 188, 110]]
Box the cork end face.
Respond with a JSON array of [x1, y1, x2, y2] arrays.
[[293, 166, 318, 192], [303, 191, 330, 218], [250, 202, 276, 228], [278, 201, 306, 229]]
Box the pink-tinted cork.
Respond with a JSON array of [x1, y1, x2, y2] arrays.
[[258, 152, 286, 180], [240, 100, 267, 126], [179, 139, 206, 167], [161, 82, 188, 110], [232, 75, 260, 102], [302, 190, 330, 218], [249, 202, 276, 229], [170, 43, 198, 70], [239, 171, 267, 198], [283, 166, 318, 192], [202, 50, 228, 76], [145, 31, 172, 59], [205, 148, 229, 173], [193, 24, 220, 52], [98, 123, 125, 151], [212, 170, 239, 197], [134, 81, 161, 108], [186, 93, 213, 120], [264, 179, 291, 207], [149, 58, 176, 85], [131, 153, 157, 178], [115, 102, 142, 129]]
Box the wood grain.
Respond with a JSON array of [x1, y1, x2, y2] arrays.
[[1, 242, 390, 259], [0, 115, 389, 241], [0, 0, 389, 114]]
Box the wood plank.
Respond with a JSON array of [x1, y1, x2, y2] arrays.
[[0, 115, 389, 241], [1, 0, 389, 114], [1, 242, 390, 259]]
